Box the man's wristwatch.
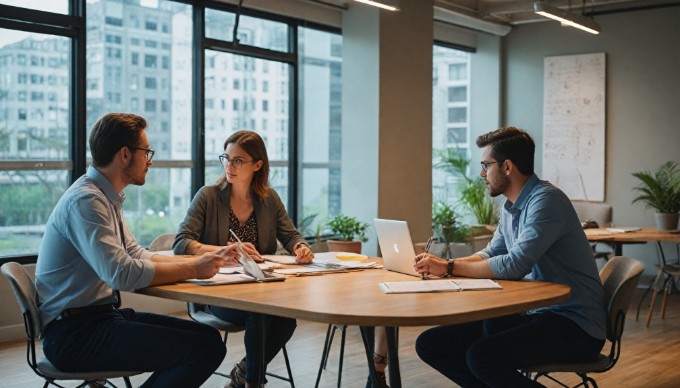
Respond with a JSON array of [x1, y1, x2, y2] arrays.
[[445, 259, 454, 277]]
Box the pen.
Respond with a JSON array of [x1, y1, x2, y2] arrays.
[[422, 236, 433, 280]]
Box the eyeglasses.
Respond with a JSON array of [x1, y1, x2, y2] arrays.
[[480, 160, 504, 172], [219, 154, 255, 169], [129, 147, 155, 162]]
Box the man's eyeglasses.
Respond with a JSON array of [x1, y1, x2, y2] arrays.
[[129, 147, 155, 162], [480, 160, 504, 172], [219, 154, 255, 169]]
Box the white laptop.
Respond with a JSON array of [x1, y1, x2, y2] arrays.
[[374, 218, 419, 277]]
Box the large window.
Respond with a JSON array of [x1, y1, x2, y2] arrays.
[[0, 1, 342, 259], [298, 27, 343, 237], [0, 28, 72, 257], [203, 50, 290, 203], [85, 0, 193, 247], [432, 44, 471, 207]]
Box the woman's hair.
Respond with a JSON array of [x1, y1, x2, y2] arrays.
[[89, 113, 147, 167], [216, 130, 270, 198]]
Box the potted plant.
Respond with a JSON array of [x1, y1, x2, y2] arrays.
[[326, 214, 370, 254], [435, 148, 498, 229], [431, 201, 472, 258], [631, 161, 680, 231]]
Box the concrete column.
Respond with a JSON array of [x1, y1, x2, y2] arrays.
[[342, 1, 434, 255]]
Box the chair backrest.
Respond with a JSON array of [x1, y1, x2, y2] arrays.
[[1, 262, 41, 339], [572, 200, 613, 228], [149, 233, 176, 252], [599, 256, 644, 342], [571, 200, 613, 228]]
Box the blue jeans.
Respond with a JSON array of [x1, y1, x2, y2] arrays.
[[209, 306, 296, 382], [42, 308, 226, 388], [416, 312, 604, 388]]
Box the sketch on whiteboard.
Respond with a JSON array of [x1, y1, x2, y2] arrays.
[[542, 53, 606, 201]]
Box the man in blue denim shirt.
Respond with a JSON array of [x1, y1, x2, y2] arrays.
[[414, 127, 606, 387], [36, 113, 239, 387]]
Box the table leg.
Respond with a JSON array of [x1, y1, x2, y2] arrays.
[[253, 313, 266, 385], [385, 326, 401, 388], [614, 242, 622, 256]]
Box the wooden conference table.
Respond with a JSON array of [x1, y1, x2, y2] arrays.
[[586, 227, 680, 321], [138, 266, 570, 387], [585, 227, 680, 256]]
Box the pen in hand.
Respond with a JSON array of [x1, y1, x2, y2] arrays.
[[422, 236, 434, 280]]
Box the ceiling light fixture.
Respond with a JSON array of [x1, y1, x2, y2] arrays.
[[353, 0, 400, 12], [533, 1, 600, 35]]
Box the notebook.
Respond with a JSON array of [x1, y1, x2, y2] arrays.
[[374, 218, 419, 277], [379, 279, 502, 294]]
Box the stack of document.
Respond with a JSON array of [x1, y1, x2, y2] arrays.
[[263, 252, 380, 271], [379, 279, 502, 294]]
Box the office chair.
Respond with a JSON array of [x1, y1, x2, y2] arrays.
[[149, 233, 295, 386], [523, 256, 644, 388], [315, 324, 349, 388], [644, 243, 680, 327], [187, 302, 295, 387], [1, 262, 141, 388], [572, 200, 615, 262], [148, 233, 177, 252]]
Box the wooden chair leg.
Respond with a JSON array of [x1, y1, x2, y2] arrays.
[[646, 285, 660, 327], [646, 271, 665, 327], [661, 279, 671, 320]]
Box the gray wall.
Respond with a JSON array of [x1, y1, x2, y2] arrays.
[[503, 6, 680, 277]]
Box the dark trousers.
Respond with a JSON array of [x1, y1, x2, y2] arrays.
[[43, 308, 226, 388], [209, 306, 296, 382], [415, 312, 605, 388]]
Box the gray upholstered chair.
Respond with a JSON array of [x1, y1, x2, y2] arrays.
[[148, 233, 177, 252], [523, 256, 644, 388], [572, 200, 614, 261], [1, 262, 141, 388]]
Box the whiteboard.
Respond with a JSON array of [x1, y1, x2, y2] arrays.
[[542, 53, 606, 201]]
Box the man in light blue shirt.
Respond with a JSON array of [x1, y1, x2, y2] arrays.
[[36, 113, 239, 387], [414, 127, 606, 387]]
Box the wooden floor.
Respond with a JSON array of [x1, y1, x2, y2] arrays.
[[1, 288, 679, 388]]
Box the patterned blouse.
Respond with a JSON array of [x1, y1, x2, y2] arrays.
[[228, 208, 258, 247]]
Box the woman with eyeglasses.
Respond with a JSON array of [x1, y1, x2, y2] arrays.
[[174, 130, 313, 388]]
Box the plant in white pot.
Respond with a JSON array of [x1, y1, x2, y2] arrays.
[[326, 214, 370, 254], [631, 161, 680, 231]]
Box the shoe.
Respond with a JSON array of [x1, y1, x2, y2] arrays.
[[365, 371, 389, 388], [226, 359, 247, 388]]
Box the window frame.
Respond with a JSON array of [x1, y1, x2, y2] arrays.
[[0, 0, 342, 263]]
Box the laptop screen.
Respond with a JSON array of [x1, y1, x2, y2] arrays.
[[373, 218, 419, 277]]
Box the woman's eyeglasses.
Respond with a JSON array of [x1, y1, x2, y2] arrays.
[[219, 154, 255, 169]]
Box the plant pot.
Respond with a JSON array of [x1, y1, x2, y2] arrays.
[[654, 212, 680, 231], [326, 240, 362, 254]]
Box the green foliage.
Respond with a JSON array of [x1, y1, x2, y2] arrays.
[[0, 172, 64, 226], [631, 161, 680, 213], [432, 201, 471, 244], [326, 214, 369, 242], [435, 148, 498, 225], [297, 212, 318, 238]]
